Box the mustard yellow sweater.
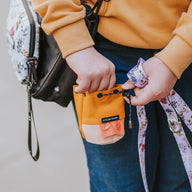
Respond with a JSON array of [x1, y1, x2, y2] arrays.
[[32, 0, 192, 78]]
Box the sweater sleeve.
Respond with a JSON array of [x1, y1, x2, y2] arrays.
[[155, 3, 192, 78], [32, 0, 95, 58]]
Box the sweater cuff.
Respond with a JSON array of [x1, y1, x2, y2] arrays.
[[155, 35, 192, 79], [52, 19, 95, 58]]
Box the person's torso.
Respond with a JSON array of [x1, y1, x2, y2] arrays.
[[86, 0, 191, 49]]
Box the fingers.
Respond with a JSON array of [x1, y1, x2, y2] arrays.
[[130, 85, 166, 106], [123, 57, 177, 106], [122, 80, 136, 90], [130, 86, 154, 106], [108, 73, 116, 89], [124, 81, 171, 106], [122, 80, 158, 106], [97, 72, 116, 91], [74, 79, 91, 93], [123, 96, 131, 104], [123, 86, 153, 106], [89, 78, 102, 92], [67, 47, 117, 93], [122, 80, 136, 104], [75, 65, 116, 93], [96, 64, 116, 91], [75, 74, 116, 93], [96, 76, 109, 91]]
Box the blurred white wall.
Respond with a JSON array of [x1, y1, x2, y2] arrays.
[[0, 1, 89, 192]]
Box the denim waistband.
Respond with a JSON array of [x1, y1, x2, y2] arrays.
[[94, 33, 161, 57], [94, 33, 161, 76]]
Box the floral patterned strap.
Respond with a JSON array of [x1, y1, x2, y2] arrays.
[[127, 58, 192, 191], [136, 106, 149, 192], [167, 90, 192, 132], [127, 58, 148, 88], [159, 90, 192, 188], [127, 58, 149, 191]]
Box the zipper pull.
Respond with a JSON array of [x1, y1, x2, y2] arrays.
[[27, 57, 38, 87], [122, 89, 133, 128]]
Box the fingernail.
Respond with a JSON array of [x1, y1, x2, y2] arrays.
[[74, 87, 79, 93], [123, 96, 130, 104], [122, 82, 129, 89]]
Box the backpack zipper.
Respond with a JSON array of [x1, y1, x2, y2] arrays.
[[22, 0, 36, 57], [22, 0, 40, 161], [22, 0, 38, 86]]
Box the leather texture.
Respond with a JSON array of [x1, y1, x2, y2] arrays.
[[31, 1, 102, 107], [31, 30, 77, 107]]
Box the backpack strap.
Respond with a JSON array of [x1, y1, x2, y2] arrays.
[[27, 58, 40, 161], [85, 0, 104, 38]]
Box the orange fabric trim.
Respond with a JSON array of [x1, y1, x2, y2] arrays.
[[73, 85, 125, 138]]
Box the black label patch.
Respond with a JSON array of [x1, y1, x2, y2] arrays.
[[102, 115, 119, 123]]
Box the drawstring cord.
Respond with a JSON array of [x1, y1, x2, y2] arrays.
[[96, 88, 133, 128]]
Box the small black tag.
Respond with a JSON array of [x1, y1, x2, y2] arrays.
[[102, 115, 119, 123]]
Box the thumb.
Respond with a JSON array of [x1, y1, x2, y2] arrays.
[[122, 80, 136, 90], [131, 86, 154, 106]]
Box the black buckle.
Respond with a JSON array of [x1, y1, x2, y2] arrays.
[[84, 0, 103, 38]]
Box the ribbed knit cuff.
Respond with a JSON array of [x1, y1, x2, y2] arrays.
[[53, 19, 95, 58], [155, 35, 192, 78]]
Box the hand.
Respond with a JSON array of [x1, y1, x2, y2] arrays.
[[122, 57, 177, 106], [66, 47, 116, 93]]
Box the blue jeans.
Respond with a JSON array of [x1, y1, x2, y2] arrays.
[[80, 34, 192, 192]]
